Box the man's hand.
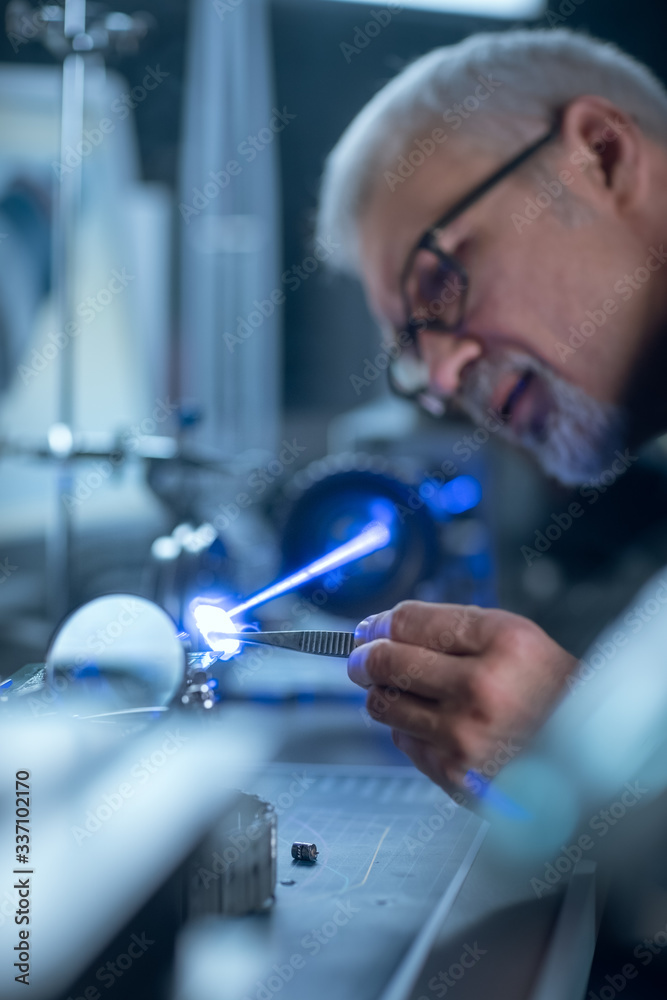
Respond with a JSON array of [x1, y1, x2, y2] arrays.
[[348, 601, 576, 793]]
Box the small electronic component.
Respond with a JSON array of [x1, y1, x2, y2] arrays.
[[291, 841, 318, 863]]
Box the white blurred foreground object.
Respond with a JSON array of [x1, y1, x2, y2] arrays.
[[0, 713, 273, 999], [480, 569, 667, 865]]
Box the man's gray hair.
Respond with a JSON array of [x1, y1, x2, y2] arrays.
[[317, 28, 667, 275]]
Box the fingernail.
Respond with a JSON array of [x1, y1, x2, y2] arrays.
[[354, 616, 374, 643], [347, 644, 362, 669]]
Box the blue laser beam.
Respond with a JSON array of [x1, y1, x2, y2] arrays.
[[193, 521, 391, 653], [228, 520, 391, 618]]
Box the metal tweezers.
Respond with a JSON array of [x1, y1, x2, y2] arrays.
[[210, 630, 356, 658]]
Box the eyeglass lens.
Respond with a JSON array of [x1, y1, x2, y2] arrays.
[[403, 247, 468, 335]]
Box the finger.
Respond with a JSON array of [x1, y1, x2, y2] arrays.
[[366, 685, 439, 736], [365, 686, 467, 763], [348, 638, 475, 702], [355, 600, 496, 655], [391, 730, 467, 791], [368, 684, 493, 774]]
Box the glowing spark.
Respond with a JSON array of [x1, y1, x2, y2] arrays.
[[193, 605, 240, 659], [193, 521, 391, 652]]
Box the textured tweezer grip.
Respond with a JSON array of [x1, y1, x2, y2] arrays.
[[208, 630, 357, 657], [297, 631, 356, 657]]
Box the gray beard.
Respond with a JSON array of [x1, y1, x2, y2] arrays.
[[456, 350, 627, 487]]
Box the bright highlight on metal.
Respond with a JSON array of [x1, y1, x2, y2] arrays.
[[324, 0, 545, 19], [193, 521, 391, 652]]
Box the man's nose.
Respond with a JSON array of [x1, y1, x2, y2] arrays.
[[419, 332, 483, 396]]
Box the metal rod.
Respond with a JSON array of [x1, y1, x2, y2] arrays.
[[46, 0, 87, 622]]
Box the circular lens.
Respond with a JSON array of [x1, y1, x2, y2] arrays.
[[46, 595, 185, 715]]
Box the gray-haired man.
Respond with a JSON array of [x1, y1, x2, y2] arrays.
[[318, 29, 667, 794]]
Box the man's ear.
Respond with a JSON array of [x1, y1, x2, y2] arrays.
[[559, 95, 646, 213]]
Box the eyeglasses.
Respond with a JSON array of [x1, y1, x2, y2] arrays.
[[388, 118, 561, 416]]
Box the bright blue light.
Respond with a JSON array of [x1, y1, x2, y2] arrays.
[[369, 498, 398, 529], [438, 476, 482, 514], [465, 770, 531, 820]]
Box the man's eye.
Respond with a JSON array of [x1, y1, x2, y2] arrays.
[[409, 252, 467, 322], [417, 257, 458, 303]]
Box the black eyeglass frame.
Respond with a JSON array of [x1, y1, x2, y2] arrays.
[[389, 117, 562, 405]]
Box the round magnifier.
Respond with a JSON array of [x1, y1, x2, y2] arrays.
[[46, 594, 185, 715]]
